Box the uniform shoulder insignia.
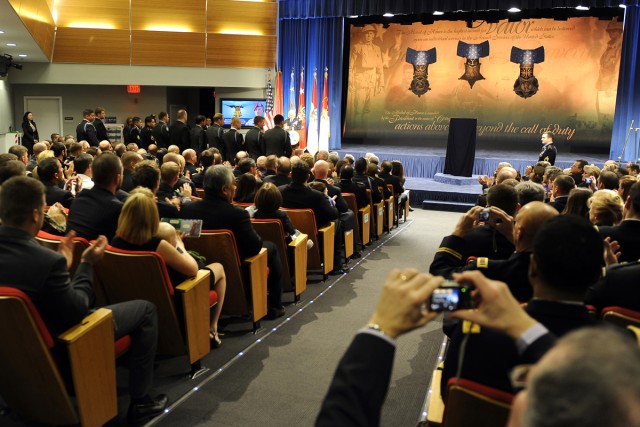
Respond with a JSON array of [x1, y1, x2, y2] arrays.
[[476, 257, 489, 268], [462, 320, 481, 334]]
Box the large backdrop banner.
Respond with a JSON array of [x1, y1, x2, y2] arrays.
[[344, 17, 623, 149]]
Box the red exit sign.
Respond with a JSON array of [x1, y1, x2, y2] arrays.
[[127, 85, 141, 94]]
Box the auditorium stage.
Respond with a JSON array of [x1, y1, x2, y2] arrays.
[[337, 143, 610, 211]]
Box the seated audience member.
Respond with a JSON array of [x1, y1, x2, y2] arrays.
[[8, 145, 29, 168], [315, 150, 330, 162], [0, 158, 26, 187], [252, 183, 308, 249], [569, 159, 588, 186], [430, 201, 558, 302], [234, 173, 258, 203], [547, 174, 575, 212], [36, 157, 79, 209], [182, 148, 198, 177], [98, 140, 113, 153], [460, 184, 518, 262], [378, 160, 403, 196], [114, 143, 126, 157], [256, 156, 267, 176], [27, 141, 48, 171], [515, 181, 546, 206], [191, 149, 215, 188], [157, 161, 192, 206], [353, 157, 382, 203], [585, 256, 640, 312], [588, 189, 623, 227], [74, 153, 94, 191], [131, 160, 180, 219], [336, 165, 369, 209], [442, 215, 602, 395], [478, 167, 519, 206], [629, 163, 639, 176], [366, 163, 391, 198], [263, 156, 292, 187], [121, 151, 143, 193], [163, 152, 197, 195], [111, 189, 226, 346], [598, 170, 619, 191], [0, 176, 167, 424], [181, 165, 285, 319], [262, 155, 277, 178], [561, 187, 593, 219], [67, 153, 124, 240], [618, 174, 637, 201], [598, 181, 640, 263], [167, 144, 180, 154]]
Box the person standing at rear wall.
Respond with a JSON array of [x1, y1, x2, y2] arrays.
[[538, 132, 557, 166], [21, 111, 39, 155]]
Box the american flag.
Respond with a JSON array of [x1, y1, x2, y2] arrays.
[[264, 69, 274, 130]]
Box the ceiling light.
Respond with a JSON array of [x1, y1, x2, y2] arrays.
[[576, 5, 590, 10], [347, 15, 359, 18], [218, 29, 264, 36], [67, 22, 115, 29], [18, 54, 27, 58], [433, 11, 444, 16], [619, 3, 627, 7], [6, 43, 16, 47], [508, 7, 521, 13], [145, 25, 191, 32], [0, 30, 4, 34], [383, 13, 394, 17]]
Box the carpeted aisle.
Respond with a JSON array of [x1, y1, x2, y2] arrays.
[[151, 209, 460, 427]]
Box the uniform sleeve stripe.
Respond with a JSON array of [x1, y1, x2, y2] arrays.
[[436, 247, 462, 260]]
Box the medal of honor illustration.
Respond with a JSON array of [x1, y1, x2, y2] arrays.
[[457, 41, 490, 88], [510, 46, 545, 99], [405, 47, 437, 97]]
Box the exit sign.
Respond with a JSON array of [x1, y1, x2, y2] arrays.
[[127, 85, 141, 94]]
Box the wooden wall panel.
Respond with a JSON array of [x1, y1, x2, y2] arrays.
[[54, 0, 130, 29], [8, 0, 55, 60], [132, 31, 206, 67], [207, 34, 276, 68], [131, 0, 207, 33], [53, 28, 130, 64], [207, 0, 277, 36]]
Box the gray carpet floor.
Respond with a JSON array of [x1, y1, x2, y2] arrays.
[[150, 209, 460, 427]]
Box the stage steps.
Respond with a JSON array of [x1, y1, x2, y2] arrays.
[[422, 200, 475, 213]]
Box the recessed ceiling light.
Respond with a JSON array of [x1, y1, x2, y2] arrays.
[[383, 13, 394, 17], [0, 30, 5, 34], [433, 11, 444, 16], [19, 54, 27, 58], [508, 7, 521, 12], [619, 3, 627, 7], [576, 5, 590, 10], [347, 15, 359, 18], [6, 43, 17, 47]]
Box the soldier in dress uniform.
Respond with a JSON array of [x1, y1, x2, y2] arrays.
[[349, 25, 384, 115], [539, 131, 557, 165]]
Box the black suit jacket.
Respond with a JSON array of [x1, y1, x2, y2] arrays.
[[120, 168, 135, 193], [0, 226, 94, 336], [263, 127, 292, 157], [130, 126, 142, 146], [538, 143, 557, 165], [21, 120, 39, 151], [442, 299, 594, 395], [598, 220, 640, 263], [140, 126, 155, 150], [76, 119, 99, 146], [337, 179, 369, 209], [244, 127, 265, 160], [378, 171, 404, 196], [585, 261, 640, 312], [316, 333, 395, 427], [169, 121, 190, 152], [279, 182, 339, 228], [222, 129, 244, 164], [353, 173, 382, 204], [66, 186, 123, 241], [315, 178, 349, 214], [547, 195, 568, 213], [190, 125, 206, 153], [264, 173, 291, 187], [181, 195, 262, 260], [205, 124, 225, 156], [459, 225, 515, 262], [44, 181, 74, 209], [152, 121, 170, 148], [94, 117, 109, 142]]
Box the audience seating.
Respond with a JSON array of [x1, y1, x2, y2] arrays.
[[283, 208, 335, 280], [0, 287, 120, 426], [442, 378, 514, 427], [367, 188, 385, 240], [195, 188, 205, 198], [601, 306, 640, 329], [251, 218, 308, 302], [386, 184, 399, 227], [185, 230, 268, 331], [94, 248, 212, 373], [379, 185, 394, 233], [342, 193, 371, 248]]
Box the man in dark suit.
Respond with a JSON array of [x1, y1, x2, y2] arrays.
[[67, 153, 125, 241], [94, 107, 109, 142], [190, 115, 207, 154], [353, 157, 382, 204], [263, 156, 292, 187], [169, 109, 190, 152], [205, 113, 225, 157], [585, 260, 640, 312], [263, 114, 292, 158], [139, 115, 156, 151], [76, 109, 99, 146], [131, 160, 180, 219], [441, 215, 601, 395], [120, 151, 143, 193], [599, 181, 640, 263], [153, 112, 171, 149], [430, 201, 558, 303], [223, 117, 244, 165], [547, 174, 574, 213], [336, 166, 369, 209], [244, 115, 265, 160], [0, 176, 167, 424], [181, 165, 285, 319], [37, 157, 77, 209]]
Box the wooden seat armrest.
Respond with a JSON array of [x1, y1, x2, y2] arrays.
[[317, 222, 336, 274], [289, 233, 309, 297], [628, 325, 640, 344], [175, 270, 211, 364], [58, 308, 118, 427], [426, 368, 445, 426], [289, 232, 308, 248], [244, 248, 268, 323]]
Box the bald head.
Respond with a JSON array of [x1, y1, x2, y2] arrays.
[[277, 156, 291, 175], [32, 142, 47, 157], [99, 141, 112, 152], [313, 160, 330, 179], [496, 167, 518, 184], [514, 201, 558, 251]]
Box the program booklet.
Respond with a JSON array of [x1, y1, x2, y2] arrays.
[[161, 218, 203, 238]]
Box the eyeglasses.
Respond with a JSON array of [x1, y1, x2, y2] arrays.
[[510, 364, 533, 390]]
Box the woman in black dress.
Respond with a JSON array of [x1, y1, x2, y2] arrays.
[[21, 111, 39, 155]]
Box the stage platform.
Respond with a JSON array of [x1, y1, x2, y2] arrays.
[[337, 143, 610, 212]]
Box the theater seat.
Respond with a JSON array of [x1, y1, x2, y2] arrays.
[[0, 287, 120, 426], [601, 306, 640, 329], [442, 378, 514, 427]]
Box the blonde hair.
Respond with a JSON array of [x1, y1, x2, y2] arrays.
[[589, 189, 623, 226], [32, 150, 56, 179], [116, 187, 159, 245], [583, 164, 601, 179]]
